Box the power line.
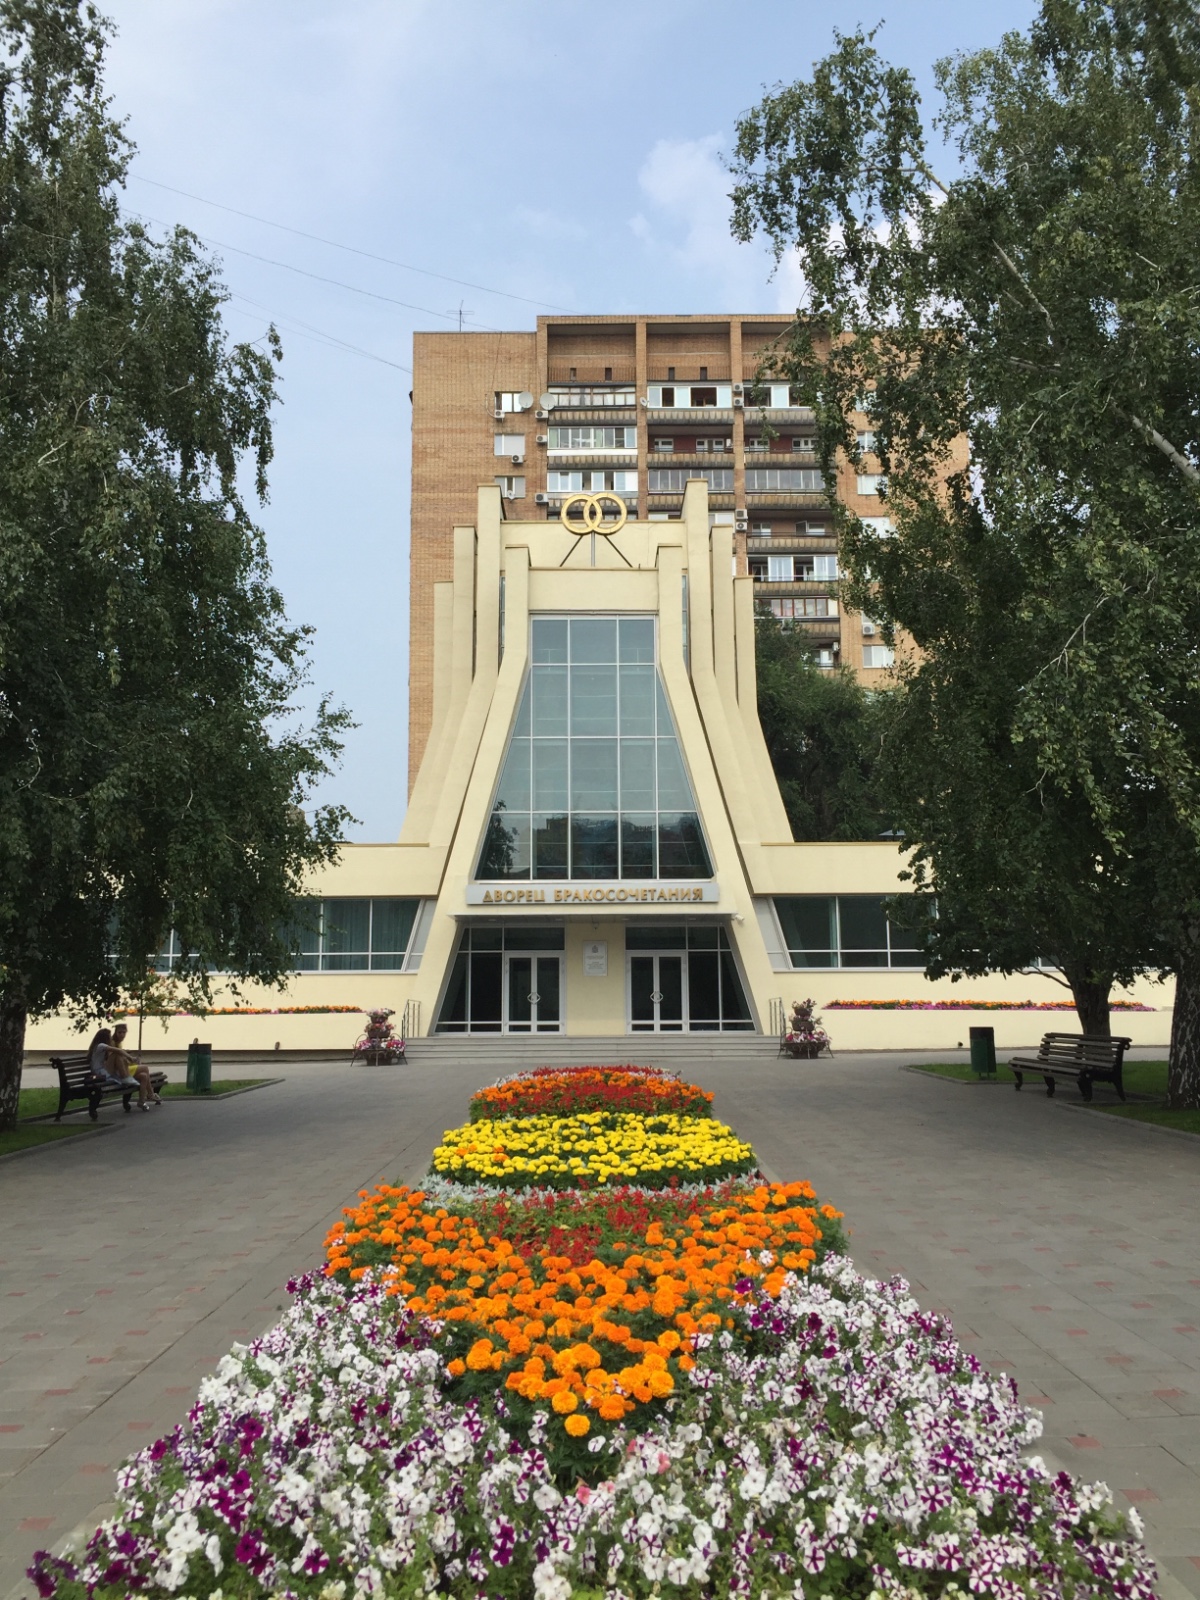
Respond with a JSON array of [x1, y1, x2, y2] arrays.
[[128, 207, 504, 329], [228, 293, 412, 373], [128, 171, 570, 313]]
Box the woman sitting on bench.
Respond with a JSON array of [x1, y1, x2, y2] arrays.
[[86, 1025, 156, 1111]]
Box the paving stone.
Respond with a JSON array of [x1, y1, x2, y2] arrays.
[[2, 1052, 1198, 1598]]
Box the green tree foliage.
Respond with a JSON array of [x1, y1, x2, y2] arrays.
[[885, 643, 1168, 1038], [754, 616, 891, 842], [729, 0, 1200, 1102], [0, 0, 352, 1129]]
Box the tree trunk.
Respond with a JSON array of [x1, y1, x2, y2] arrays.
[[1060, 965, 1113, 1036], [0, 997, 28, 1134], [1168, 936, 1200, 1109]]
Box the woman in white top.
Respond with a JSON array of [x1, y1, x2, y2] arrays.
[[85, 1025, 152, 1110]]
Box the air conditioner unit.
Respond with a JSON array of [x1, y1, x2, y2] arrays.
[[732, 397, 744, 409], [732, 382, 743, 394], [736, 508, 747, 520], [535, 409, 549, 420], [735, 518, 748, 533], [511, 453, 524, 465], [493, 407, 505, 420], [862, 621, 877, 636], [535, 434, 548, 445], [534, 492, 549, 504]]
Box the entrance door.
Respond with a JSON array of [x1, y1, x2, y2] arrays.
[[505, 954, 562, 1033], [628, 954, 685, 1031]]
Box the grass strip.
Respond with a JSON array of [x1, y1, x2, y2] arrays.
[[1088, 1103, 1200, 1134], [0, 1122, 100, 1157], [18, 1079, 275, 1120], [908, 1060, 1168, 1096]]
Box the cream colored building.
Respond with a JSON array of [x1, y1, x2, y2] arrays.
[[29, 481, 1170, 1054]]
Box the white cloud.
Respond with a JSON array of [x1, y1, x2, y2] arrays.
[[630, 133, 807, 312]]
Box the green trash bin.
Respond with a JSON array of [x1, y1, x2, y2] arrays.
[[186, 1041, 212, 1093], [969, 1026, 997, 1078]]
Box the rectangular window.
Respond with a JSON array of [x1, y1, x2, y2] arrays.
[[546, 426, 636, 450], [745, 437, 769, 453], [495, 475, 526, 498], [647, 385, 732, 408], [857, 473, 885, 496], [652, 438, 674, 452], [809, 555, 839, 580], [767, 554, 796, 581], [857, 430, 877, 452], [769, 596, 836, 619], [860, 516, 894, 537], [862, 645, 896, 668], [494, 434, 525, 456], [278, 898, 420, 972], [647, 468, 734, 493], [547, 471, 583, 493], [792, 436, 815, 452], [773, 896, 921, 967], [495, 392, 529, 414], [745, 468, 825, 491], [547, 387, 636, 408]]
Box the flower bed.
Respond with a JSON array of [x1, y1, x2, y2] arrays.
[[430, 1110, 756, 1189], [30, 1263, 1155, 1600], [827, 997, 1156, 1011], [325, 1179, 840, 1437], [469, 1065, 714, 1121], [27, 1065, 1156, 1600]]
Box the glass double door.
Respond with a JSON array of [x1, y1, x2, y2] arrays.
[[629, 954, 685, 1032], [505, 954, 561, 1032]]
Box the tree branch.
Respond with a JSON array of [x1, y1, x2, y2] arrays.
[[1122, 410, 1200, 487]]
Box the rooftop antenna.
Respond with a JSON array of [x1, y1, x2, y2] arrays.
[[449, 299, 474, 332]]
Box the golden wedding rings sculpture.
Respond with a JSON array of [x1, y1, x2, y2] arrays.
[[559, 491, 629, 535]]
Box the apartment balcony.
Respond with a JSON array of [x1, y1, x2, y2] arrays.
[[539, 489, 637, 507], [742, 406, 816, 425], [646, 408, 735, 424], [749, 578, 839, 599], [546, 369, 636, 387], [745, 490, 829, 509], [645, 492, 735, 511], [746, 535, 837, 553], [647, 452, 735, 466], [540, 408, 636, 425], [544, 452, 638, 466]]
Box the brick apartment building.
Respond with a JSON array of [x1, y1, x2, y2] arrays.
[[408, 314, 896, 786]]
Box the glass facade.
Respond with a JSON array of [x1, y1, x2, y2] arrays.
[[773, 896, 922, 968], [437, 925, 566, 1034], [477, 617, 712, 881], [287, 898, 420, 972], [624, 924, 752, 1031], [152, 899, 421, 973]]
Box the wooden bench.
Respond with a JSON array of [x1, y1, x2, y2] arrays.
[[50, 1054, 168, 1121], [1008, 1032, 1132, 1102]]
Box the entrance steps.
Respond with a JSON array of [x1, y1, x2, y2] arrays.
[[404, 1033, 779, 1071]]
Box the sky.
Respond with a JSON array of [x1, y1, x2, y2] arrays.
[[99, 0, 1037, 840]]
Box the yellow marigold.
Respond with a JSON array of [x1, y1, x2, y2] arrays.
[[564, 1413, 590, 1436]]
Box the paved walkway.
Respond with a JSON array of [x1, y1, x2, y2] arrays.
[[2, 1054, 1197, 1599]]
